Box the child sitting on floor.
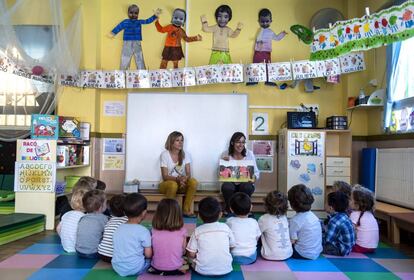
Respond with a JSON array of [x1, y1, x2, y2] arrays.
[[186, 197, 235, 276], [97, 194, 128, 262], [350, 185, 379, 253], [258, 191, 293, 260], [323, 191, 355, 256], [226, 192, 261, 264], [57, 185, 89, 253], [76, 189, 108, 258], [148, 198, 188, 275], [288, 184, 322, 260], [112, 193, 152, 277]]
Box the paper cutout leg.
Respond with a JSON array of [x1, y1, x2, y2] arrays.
[[209, 50, 232, 64], [132, 41, 145, 70], [121, 41, 146, 70], [120, 41, 134, 70]]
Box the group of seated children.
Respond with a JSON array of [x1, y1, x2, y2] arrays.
[[57, 178, 379, 277]]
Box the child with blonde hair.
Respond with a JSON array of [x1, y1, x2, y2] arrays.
[[148, 199, 188, 275], [57, 185, 89, 252], [350, 185, 379, 253], [258, 191, 292, 260]]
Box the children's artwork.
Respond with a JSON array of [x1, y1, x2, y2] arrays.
[[310, 1, 414, 60], [288, 131, 324, 157], [201, 5, 243, 64], [220, 64, 243, 83], [125, 70, 150, 88], [182, 68, 196, 86], [267, 62, 292, 82], [80, 70, 104, 88], [315, 58, 341, 77], [156, 8, 201, 69], [103, 138, 125, 154], [339, 52, 366, 73], [102, 154, 125, 171], [218, 159, 255, 182], [253, 8, 287, 64], [59, 74, 80, 87], [256, 157, 273, 173], [103, 71, 125, 89], [110, 4, 160, 70], [245, 63, 267, 83], [150, 69, 172, 88], [292, 60, 317, 80], [12, 64, 32, 79], [252, 141, 273, 156], [290, 159, 301, 169], [59, 116, 80, 138], [0, 54, 14, 74], [31, 114, 59, 140], [16, 139, 56, 162], [195, 65, 221, 85]]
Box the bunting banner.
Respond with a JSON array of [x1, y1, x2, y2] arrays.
[[2, 50, 366, 90], [310, 1, 414, 60]]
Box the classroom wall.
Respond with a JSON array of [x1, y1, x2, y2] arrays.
[[57, 0, 374, 136]]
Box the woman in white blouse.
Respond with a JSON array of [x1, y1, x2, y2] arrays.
[[160, 131, 198, 217], [221, 132, 260, 215]]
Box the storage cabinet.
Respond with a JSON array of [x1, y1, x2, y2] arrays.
[[278, 129, 352, 210]]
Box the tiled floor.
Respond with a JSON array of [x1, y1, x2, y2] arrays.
[[0, 215, 413, 280]]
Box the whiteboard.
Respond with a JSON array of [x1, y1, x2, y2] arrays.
[[125, 93, 248, 190]]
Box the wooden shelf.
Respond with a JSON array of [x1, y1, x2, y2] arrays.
[[57, 164, 89, 170], [57, 139, 89, 145], [346, 104, 383, 110]]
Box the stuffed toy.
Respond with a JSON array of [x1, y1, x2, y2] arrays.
[[248, 8, 287, 86], [156, 8, 202, 69], [201, 5, 243, 64], [110, 4, 161, 70]]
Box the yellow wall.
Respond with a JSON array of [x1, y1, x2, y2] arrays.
[[56, 0, 391, 136]]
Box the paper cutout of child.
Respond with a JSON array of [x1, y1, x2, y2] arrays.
[[201, 5, 243, 64], [156, 8, 202, 69], [248, 8, 287, 86], [110, 4, 161, 70]]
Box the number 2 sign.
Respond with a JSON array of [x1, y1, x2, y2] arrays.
[[252, 113, 269, 135]]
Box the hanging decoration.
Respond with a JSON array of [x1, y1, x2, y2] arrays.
[[310, 1, 414, 60]]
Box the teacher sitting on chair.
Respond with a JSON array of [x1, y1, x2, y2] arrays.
[[221, 132, 260, 216], [160, 131, 198, 218]]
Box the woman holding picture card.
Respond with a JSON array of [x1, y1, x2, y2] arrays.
[[221, 132, 260, 216], [160, 131, 198, 218]]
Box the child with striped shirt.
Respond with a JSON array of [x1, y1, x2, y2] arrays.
[[98, 194, 128, 262]]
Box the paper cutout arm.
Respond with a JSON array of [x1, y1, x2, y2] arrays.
[[228, 22, 243, 38], [138, 15, 158, 25], [272, 30, 288, 41], [182, 30, 202, 42], [200, 15, 216, 32], [155, 20, 169, 33]]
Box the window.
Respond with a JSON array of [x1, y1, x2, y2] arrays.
[[384, 37, 414, 133]]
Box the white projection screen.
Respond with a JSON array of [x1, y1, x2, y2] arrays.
[[125, 92, 248, 190]]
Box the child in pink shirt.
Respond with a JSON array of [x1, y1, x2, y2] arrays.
[[350, 185, 379, 253], [148, 199, 188, 275]]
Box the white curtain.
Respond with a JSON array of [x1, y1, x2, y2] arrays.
[[0, 0, 82, 141]]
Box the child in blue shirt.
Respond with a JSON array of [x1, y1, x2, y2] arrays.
[[112, 193, 152, 277], [323, 191, 355, 256]]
